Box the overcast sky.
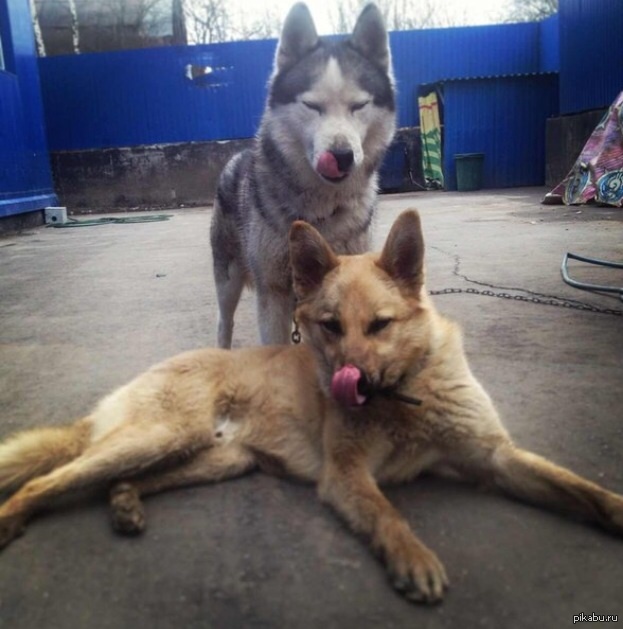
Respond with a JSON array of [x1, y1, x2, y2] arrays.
[[257, 0, 507, 32]]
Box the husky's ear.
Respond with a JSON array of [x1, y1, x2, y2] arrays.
[[350, 4, 391, 73], [377, 210, 425, 290], [275, 3, 319, 73], [289, 221, 339, 299]]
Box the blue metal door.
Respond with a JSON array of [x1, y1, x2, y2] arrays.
[[0, 0, 56, 218]]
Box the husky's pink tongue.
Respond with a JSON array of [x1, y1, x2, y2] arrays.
[[331, 364, 367, 407], [317, 151, 345, 179]]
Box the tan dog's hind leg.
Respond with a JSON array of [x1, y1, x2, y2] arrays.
[[318, 459, 448, 605], [488, 443, 623, 534], [0, 424, 211, 549], [110, 445, 257, 535]]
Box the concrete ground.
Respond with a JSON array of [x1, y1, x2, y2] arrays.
[[0, 188, 622, 628]]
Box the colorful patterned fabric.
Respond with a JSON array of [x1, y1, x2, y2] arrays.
[[419, 91, 444, 189], [544, 91, 623, 207]]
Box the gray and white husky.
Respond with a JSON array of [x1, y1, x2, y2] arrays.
[[211, 2, 396, 347]]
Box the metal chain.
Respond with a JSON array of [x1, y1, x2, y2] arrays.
[[428, 286, 623, 317], [426, 249, 623, 317]]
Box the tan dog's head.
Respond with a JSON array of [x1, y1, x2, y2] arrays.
[[289, 209, 433, 407]]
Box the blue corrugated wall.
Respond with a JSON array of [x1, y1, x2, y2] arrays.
[[36, 1, 623, 191], [39, 22, 547, 152], [40, 41, 275, 150], [559, 0, 623, 114], [538, 15, 559, 73], [443, 75, 559, 190], [391, 22, 542, 130], [0, 0, 56, 217]]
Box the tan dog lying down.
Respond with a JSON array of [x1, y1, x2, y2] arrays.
[[0, 210, 621, 604]]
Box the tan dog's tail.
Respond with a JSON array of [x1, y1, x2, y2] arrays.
[[0, 419, 91, 493]]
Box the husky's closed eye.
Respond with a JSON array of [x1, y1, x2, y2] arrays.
[[350, 100, 370, 113], [302, 101, 324, 114]]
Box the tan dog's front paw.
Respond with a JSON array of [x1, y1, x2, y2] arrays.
[[383, 535, 449, 604]]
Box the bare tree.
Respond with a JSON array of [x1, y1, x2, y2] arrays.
[[503, 0, 558, 22], [233, 6, 280, 41], [183, 0, 279, 44], [29, 0, 47, 56], [183, 0, 230, 44], [328, 0, 366, 34], [98, 0, 171, 48], [34, 0, 180, 54], [329, 0, 469, 33], [67, 0, 80, 53]]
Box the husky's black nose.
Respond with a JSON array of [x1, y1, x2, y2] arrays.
[[331, 149, 354, 173]]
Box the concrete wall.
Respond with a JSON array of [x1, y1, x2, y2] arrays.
[[50, 129, 423, 211], [50, 139, 251, 210]]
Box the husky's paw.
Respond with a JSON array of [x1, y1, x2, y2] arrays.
[[383, 535, 449, 604], [110, 483, 146, 536], [0, 514, 25, 550]]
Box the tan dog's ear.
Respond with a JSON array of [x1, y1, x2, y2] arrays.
[[289, 221, 339, 299], [377, 210, 425, 289]]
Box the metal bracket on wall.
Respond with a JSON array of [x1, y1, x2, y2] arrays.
[[561, 252, 623, 302]]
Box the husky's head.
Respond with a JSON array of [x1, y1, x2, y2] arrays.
[[266, 3, 396, 185], [290, 210, 434, 407]]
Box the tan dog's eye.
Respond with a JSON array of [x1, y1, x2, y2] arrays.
[[320, 319, 343, 335], [367, 318, 391, 335]]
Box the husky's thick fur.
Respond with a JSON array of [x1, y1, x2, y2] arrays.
[[211, 2, 396, 347], [1, 210, 622, 604]]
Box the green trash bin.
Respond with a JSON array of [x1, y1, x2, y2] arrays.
[[455, 153, 484, 191]]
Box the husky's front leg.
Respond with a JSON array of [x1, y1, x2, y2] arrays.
[[256, 288, 294, 346], [318, 454, 448, 604], [488, 443, 623, 534]]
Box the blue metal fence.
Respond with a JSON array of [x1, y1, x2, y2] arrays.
[[0, 0, 57, 218], [3, 0, 622, 209], [390, 22, 542, 129], [36, 3, 623, 191], [559, 0, 623, 114], [538, 14, 559, 73], [443, 74, 559, 189], [39, 21, 550, 152], [39, 41, 274, 151]]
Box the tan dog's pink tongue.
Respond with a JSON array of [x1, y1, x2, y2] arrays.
[[331, 364, 367, 407]]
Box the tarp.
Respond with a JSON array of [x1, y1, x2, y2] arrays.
[[544, 90, 623, 207], [418, 91, 444, 189]]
